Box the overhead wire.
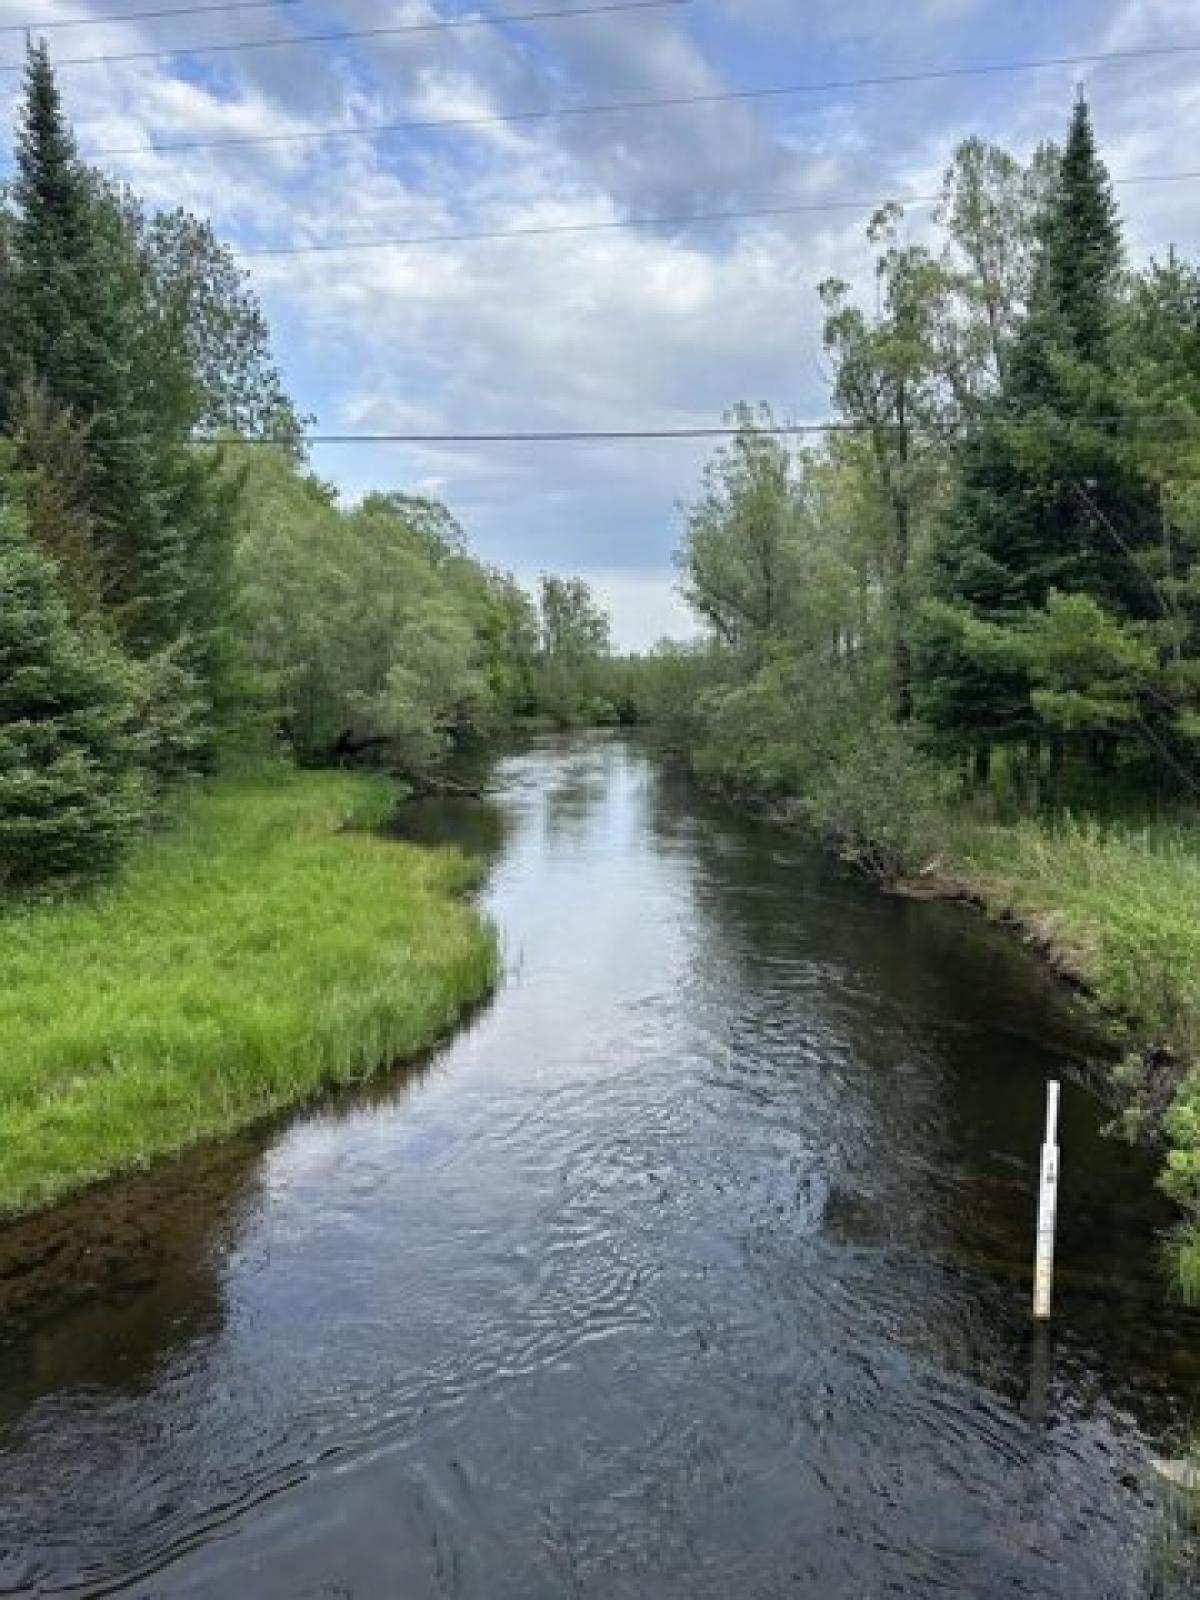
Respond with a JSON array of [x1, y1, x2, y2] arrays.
[[3, 0, 690, 72], [78, 39, 1200, 160], [6, 11, 1197, 460], [227, 169, 1200, 259], [2, 0, 301, 34], [187, 417, 1200, 446]]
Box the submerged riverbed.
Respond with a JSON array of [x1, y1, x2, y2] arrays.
[[1, 735, 1197, 1597]]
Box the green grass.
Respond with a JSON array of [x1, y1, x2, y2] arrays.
[[0, 766, 497, 1215], [948, 814, 1200, 1299]]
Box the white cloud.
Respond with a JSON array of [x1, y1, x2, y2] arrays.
[[0, 0, 1197, 642]]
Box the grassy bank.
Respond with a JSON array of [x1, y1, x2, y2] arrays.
[[0, 767, 497, 1215], [943, 815, 1200, 1297]]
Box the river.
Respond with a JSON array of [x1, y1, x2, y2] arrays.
[[1, 735, 1197, 1597]]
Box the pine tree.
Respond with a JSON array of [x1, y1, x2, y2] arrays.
[[1034, 95, 1123, 365], [5, 45, 234, 766], [11, 49, 189, 658], [8, 42, 98, 412], [0, 498, 144, 886], [916, 97, 1163, 786]]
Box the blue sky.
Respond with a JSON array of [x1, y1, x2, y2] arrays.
[[1, 0, 1198, 645]]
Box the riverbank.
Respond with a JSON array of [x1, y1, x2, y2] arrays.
[[0, 766, 497, 1216], [682, 746, 1200, 1298], [908, 814, 1200, 1299]]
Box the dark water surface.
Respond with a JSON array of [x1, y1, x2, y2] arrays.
[[2, 736, 1198, 1597]]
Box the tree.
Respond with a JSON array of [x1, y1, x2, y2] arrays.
[[821, 141, 1061, 729], [1111, 254, 1200, 787], [133, 205, 303, 444], [4, 49, 186, 659], [6, 43, 101, 424], [917, 97, 1166, 789], [1034, 95, 1122, 365], [529, 574, 613, 724], [1, 48, 254, 768], [358, 492, 466, 564], [8, 383, 100, 612], [538, 575, 611, 660], [476, 571, 541, 715], [352, 602, 489, 773], [233, 449, 347, 755], [0, 496, 143, 886], [820, 216, 954, 716], [677, 405, 801, 660], [233, 450, 536, 772], [934, 135, 1057, 390]]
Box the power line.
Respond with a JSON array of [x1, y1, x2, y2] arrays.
[[229, 168, 1200, 259], [235, 199, 921, 257], [80, 39, 1200, 160], [4, 0, 299, 36], [195, 417, 1200, 445], [35, 415, 1200, 451], [5, 0, 689, 72]]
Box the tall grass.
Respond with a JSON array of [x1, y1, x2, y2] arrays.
[[0, 767, 497, 1215], [951, 814, 1200, 1299]]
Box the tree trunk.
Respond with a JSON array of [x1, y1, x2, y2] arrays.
[[973, 743, 992, 793], [1026, 736, 1042, 812], [1049, 734, 1065, 808]]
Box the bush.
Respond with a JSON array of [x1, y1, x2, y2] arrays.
[[689, 651, 948, 879], [800, 718, 951, 880]]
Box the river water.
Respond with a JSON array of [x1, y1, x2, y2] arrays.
[[1, 735, 1197, 1597]]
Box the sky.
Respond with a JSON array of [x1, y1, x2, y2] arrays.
[[0, 0, 1198, 647]]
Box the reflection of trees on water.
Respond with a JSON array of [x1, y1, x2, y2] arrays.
[[640, 739, 1200, 1427], [0, 1128, 265, 1418], [0, 770, 516, 1413], [390, 791, 513, 859], [0, 1131, 269, 1594], [538, 737, 619, 843]]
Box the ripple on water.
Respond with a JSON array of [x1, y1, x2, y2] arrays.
[[0, 736, 1196, 1598]]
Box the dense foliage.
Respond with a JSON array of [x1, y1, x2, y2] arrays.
[[232, 456, 619, 767], [0, 47, 614, 887], [0, 495, 144, 886], [641, 98, 1200, 844]]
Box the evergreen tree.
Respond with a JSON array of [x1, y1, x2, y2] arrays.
[[1034, 95, 1122, 364], [916, 98, 1164, 786], [7, 42, 98, 416], [4, 46, 244, 766], [9, 382, 101, 614], [0, 497, 144, 886], [7, 43, 181, 652]]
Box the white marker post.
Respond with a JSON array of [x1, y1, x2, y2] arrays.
[[1032, 1079, 1061, 1321]]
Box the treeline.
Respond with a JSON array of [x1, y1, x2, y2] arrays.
[[234, 456, 623, 770], [0, 46, 613, 890], [635, 98, 1200, 875]]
